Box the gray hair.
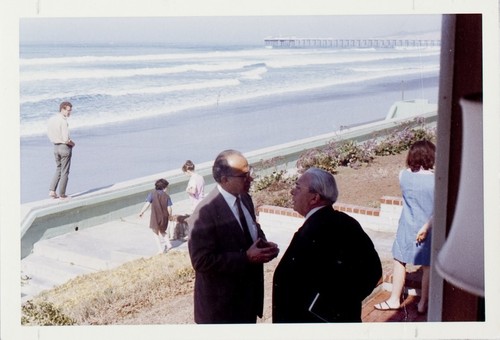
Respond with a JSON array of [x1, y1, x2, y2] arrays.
[[304, 167, 339, 204]]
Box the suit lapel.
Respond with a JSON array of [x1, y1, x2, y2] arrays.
[[213, 190, 249, 245]]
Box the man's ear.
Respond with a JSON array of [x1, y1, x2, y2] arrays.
[[310, 192, 321, 205]]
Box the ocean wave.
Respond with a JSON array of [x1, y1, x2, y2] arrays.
[[19, 48, 295, 66], [20, 79, 241, 104], [240, 66, 268, 80], [20, 62, 253, 82], [20, 67, 438, 137], [20, 49, 438, 82]]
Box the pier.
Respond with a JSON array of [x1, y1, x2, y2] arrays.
[[264, 37, 441, 49]]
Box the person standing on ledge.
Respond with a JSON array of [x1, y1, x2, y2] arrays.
[[188, 149, 279, 323], [47, 101, 75, 199], [272, 167, 382, 323]]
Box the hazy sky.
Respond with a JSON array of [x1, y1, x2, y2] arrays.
[[19, 15, 442, 45]]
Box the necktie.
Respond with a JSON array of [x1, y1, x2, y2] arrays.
[[236, 196, 254, 247]]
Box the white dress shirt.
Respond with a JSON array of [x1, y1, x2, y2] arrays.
[[217, 185, 257, 241]]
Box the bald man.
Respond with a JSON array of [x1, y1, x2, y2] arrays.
[[188, 149, 279, 323]]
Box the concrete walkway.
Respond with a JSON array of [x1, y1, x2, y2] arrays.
[[20, 198, 396, 303]]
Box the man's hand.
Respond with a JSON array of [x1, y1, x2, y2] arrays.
[[246, 238, 279, 263]]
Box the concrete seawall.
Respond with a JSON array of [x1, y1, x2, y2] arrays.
[[21, 109, 437, 259]]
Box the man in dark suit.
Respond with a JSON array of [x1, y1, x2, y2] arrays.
[[188, 149, 280, 323], [272, 167, 382, 323]]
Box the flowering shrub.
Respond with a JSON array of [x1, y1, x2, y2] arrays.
[[296, 139, 375, 174], [298, 117, 435, 173], [373, 118, 436, 156], [336, 139, 374, 168], [252, 169, 288, 192], [251, 157, 297, 208], [252, 117, 436, 208], [296, 147, 340, 174]]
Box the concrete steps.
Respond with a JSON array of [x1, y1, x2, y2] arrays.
[[20, 214, 189, 303], [21, 255, 95, 302]]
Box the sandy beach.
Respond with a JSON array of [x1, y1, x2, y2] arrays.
[[20, 76, 438, 203]]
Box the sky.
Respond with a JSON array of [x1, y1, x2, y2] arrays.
[[19, 15, 442, 45]]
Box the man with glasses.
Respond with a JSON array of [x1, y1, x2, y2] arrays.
[[188, 149, 279, 323], [47, 101, 75, 199], [272, 167, 382, 323]]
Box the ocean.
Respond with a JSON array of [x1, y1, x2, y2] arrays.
[[20, 43, 440, 202]]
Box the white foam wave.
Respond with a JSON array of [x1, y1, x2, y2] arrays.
[[20, 48, 439, 82], [214, 68, 440, 107], [240, 67, 268, 80], [20, 62, 251, 82], [20, 67, 439, 137], [20, 79, 241, 104], [19, 48, 296, 66]]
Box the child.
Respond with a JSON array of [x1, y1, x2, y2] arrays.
[[139, 178, 173, 254]]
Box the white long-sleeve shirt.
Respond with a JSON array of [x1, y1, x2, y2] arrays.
[[47, 113, 70, 144]]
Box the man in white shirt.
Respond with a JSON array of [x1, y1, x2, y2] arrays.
[[47, 101, 75, 199]]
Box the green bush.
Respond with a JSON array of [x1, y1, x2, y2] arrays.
[[296, 139, 375, 174], [252, 170, 288, 192], [296, 147, 340, 174], [336, 139, 374, 167], [251, 157, 297, 208], [21, 300, 76, 326]]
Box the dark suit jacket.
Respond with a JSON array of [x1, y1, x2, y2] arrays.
[[272, 205, 382, 323], [187, 187, 266, 323]]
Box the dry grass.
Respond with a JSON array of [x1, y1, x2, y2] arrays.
[[23, 251, 194, 325]]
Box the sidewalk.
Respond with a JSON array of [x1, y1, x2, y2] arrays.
[[20, 198, 398, 304]]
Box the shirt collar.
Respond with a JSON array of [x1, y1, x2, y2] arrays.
[[304, 205, 328, 220], [217, 184, 238, 207]]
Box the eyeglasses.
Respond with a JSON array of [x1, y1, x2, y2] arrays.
[[227, 167, 254, 179]]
